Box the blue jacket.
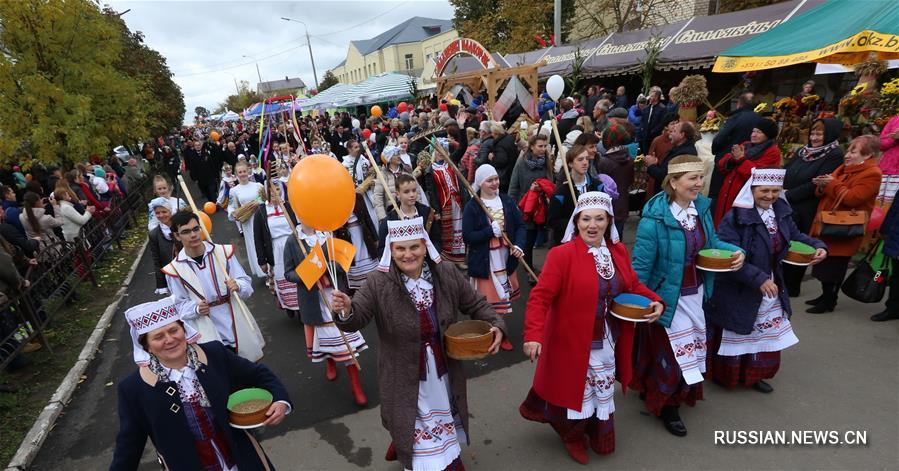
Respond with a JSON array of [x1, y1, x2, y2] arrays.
[[111, 342, 291, 471], [632, 192, 742, 328], [628, 104, 643, 132], [882, 188, 899, 258], [462, 194, 526, 279], [707, 199, 826, 334]]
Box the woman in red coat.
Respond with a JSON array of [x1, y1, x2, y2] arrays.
[[519, 191, 663, 465], [714, 118, 782, 226]]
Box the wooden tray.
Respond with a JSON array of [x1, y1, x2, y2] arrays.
[[445, 320, 494, 360]]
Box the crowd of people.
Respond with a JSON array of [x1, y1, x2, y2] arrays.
[[105, 80, 899, 470], [0, 154, 146, 372]]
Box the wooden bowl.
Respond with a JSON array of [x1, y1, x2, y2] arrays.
[[785, 241, 815, 265], [697, 249, 737, 271], [610, 294, 653, 322], [444, 320, 494, 360], [227, 388, 273, 427]]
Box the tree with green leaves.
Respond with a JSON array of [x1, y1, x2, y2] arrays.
[[195, 106, 210, 121], [317, 70, 340, 93], [0, 0, 150, 168], [215, 81, 264, 114], [450, 0, 574, 54], [103, 6, 184, 137]]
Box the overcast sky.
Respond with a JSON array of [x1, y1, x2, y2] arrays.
[[105, 0, 455, 124]]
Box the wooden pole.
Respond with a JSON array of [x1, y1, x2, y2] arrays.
[[276, 200, 361, 370], [428, 138, 538, 280], [176, 175, 256, 332], [361, 141, 402, 216], [550, 119, 578, 204]]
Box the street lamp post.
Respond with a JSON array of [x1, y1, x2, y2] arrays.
[[281, 17, 319, 91]]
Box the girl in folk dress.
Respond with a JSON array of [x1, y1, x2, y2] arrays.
[[283, 223, 369, 406], [422, 138, 467, 265], [630, 155, 745, 437], [342, 193, 380, 290], [462, 164, 526, 351], [707, 168, 827, 393], [216, 163, 236, 209], [253, 184, 300, 318], [148, 174, 187, 232], [332, 217, 505, 470], [227, 161, 267, 278], [521, 192, 663, 464]]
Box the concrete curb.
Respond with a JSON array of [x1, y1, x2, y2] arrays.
[[5, 239, 148, 471]]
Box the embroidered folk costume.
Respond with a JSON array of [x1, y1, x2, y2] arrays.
[[630, 160, 743, 435], [252, 199, 299, 315], [425, 139, 466, 264], [283, 228, 369, 405], [147, 195, 187, 232], [163, 241, 265, 362], [336, 217, 506, 470], [520, 192, 661, 464], [111, 297, 291, 470], [462, 165, 526, 350], [227, 179, 267, 278], [344, 193, 380, 290], [707, 168, 822, 391]]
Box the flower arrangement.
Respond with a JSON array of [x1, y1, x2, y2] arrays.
[[699, 110, 723, 132], [801, 94, 820, 106], [754, 102, 768, 113], [879, 77, 899, 117], [670, 75, 709, 107], [774, 97, 797, 113]]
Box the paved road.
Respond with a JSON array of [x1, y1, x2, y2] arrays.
[[30, 204, 899, 470]]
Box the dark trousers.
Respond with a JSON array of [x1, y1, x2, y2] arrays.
[[199, 179, 218, 202], [523, 227, 542, 274], [614, 219, 626, 241], [885, 261, 899, 313], [782, 262, 807, 297]]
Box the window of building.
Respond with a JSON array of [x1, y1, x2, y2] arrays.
[[404, 54, 413, 70]]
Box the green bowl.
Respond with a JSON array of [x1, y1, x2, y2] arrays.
[[227, 388, 273, 411], [227, 388, 273, 427], [789, 241, 815, 255], [698, 249, 733, 259]]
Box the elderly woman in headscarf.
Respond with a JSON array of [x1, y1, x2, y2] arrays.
[[148, 197, 181, 295], [332, 217, 505, 471], [782, 118, 844, 296], [111, 297, 291, 470], [707, 168, 826, 393], [520, 191, 662, 464], [713, 118, 782, 226], [463, 164, 526, 351]]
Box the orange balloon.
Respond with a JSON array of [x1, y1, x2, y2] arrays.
[[210, 131, 220, 142], [370, 105, 382, 118], [203, 201, 217, 215], [288, 154, 355, 231], [25, 173, 33, 182], [197, 211, 213, 240]]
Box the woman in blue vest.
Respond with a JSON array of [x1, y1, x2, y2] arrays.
[[706, 168, 827, 393], [111, 297, 291, 470], [630, 155, 744, 437]]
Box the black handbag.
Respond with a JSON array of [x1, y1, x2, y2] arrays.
[[817, 189, 868, 239], [841, 240, 891, 303]]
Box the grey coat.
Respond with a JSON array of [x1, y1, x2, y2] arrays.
[[508, 152, 551, 202], [336, 260, 505, 470]]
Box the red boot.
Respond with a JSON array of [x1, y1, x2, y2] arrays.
[[563, 438, 589, 465], [346, 364, 368, 406], [325, 358, 338, 381], [384, 442, 397, 461]]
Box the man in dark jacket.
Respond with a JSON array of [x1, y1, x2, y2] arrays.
[[490, 126, 519, 194], [639, 88, 667, 154], [596, 123, 635, 237], [329, 117, 355, 159], [556, 98, 580, 139], [645, 121, 698, 189], [711, 91, 759, 200]]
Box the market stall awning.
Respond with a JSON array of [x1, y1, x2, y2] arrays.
[[583, 19, 690, 76], [714, 0, 899, 72], [538, 36, 610, 77], [339, 72, 417, 107]]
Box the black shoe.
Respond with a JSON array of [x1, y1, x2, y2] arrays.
[[870, 310, 899, 322], [660, 406, 687, 437], [806, 304, 835, 314], [805, 295, 826, 306], [752, 380, 774, 393]]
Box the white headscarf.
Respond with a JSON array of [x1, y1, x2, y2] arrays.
[[125, 296, 199, 366], [732, 168, 786, 209], [378, 216, 442, 272], [473, 164, 498, 194], [561, 191, 620, 244]]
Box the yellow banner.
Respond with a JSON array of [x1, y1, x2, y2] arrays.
[[714, 29, 899, 72]]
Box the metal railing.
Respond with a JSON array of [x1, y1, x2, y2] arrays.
[[0, 176, 152, 372]]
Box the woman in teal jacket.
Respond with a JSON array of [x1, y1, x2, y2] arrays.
[[630, 155, 744, 437]]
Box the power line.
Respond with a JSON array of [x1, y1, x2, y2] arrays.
[[174, 43, 309, 78], [310, 1, 409, 38]]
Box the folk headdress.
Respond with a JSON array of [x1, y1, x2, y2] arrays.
[[732, 167, 786, 209], [125, 296, 199, 366], [562, 191, 619, 244], [377, 216, 441, 272]]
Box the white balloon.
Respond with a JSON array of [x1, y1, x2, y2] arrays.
[[546, 75, 565, 101], [352, 118, 360, 129]]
